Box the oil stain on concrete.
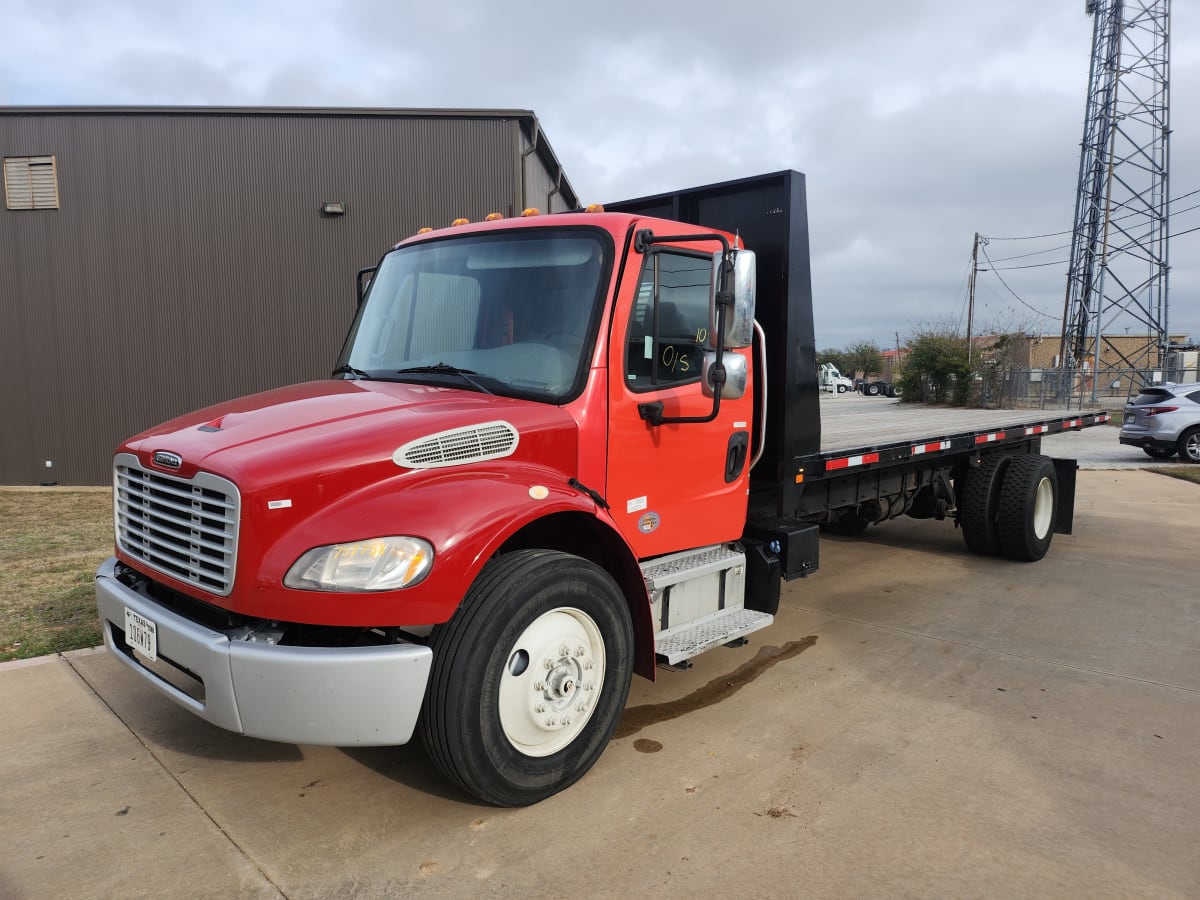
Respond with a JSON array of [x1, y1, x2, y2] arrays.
[[614, 636, 818, 741]]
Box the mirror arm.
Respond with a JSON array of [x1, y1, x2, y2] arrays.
[[355, 266, 377, 308]]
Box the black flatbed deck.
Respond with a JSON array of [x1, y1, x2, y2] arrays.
[[809, 396, 1110, 477]]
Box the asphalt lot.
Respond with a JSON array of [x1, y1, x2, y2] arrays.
[[2, 462, 1198, 897]]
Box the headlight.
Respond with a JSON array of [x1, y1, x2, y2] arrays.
[[284, 537, 434, 592]]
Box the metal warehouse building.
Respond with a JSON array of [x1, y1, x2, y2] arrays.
[[0, 106, 578, 484]]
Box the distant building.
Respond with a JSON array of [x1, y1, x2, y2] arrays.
[[0, 106, 577, 484]]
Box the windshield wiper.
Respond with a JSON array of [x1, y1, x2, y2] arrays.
[[332, 364, 373, 380], [394, 363, 495, 395]]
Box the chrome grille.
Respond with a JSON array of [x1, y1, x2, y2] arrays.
[[114, 452, 239, 596]]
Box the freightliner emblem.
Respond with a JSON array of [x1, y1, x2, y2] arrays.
[[153, 451, 183, 470]]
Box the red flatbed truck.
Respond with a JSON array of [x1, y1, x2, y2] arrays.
[[96, 171, 1107, 806]]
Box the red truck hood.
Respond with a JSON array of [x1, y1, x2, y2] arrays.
[[122, 379, 579, 493]]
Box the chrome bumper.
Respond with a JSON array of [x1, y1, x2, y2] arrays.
[[95, 558, 432, 746]]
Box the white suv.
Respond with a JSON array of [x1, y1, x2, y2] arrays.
[[1119, 382, 1200, 462]]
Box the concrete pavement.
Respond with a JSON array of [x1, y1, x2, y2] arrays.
[[2, 469, 1198, 898]]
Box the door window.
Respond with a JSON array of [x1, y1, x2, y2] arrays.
[[625, 251, 711, 391]]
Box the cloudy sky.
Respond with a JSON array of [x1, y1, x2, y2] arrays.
[[4, 0, 1198, 352]]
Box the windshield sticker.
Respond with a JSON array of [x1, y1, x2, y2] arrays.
[[626, 495, 648, 514], [637, 511, 661, 534]]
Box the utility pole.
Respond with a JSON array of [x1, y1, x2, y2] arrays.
[[967, 232, 980, 367]]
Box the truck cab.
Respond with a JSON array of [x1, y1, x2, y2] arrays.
[[96, 203, 786, 807]]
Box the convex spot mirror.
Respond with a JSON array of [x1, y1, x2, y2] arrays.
[[701, 352, 748, 400], [708, 249, 756, 349]]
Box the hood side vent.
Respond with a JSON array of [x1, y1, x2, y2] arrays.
[[393, 421, 520, 469]]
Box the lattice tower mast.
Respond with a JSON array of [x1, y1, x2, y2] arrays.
[[1060, 0, 1170, 382]]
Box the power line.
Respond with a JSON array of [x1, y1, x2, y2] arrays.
[[984, 186, 1200, 242], [978, 244, 1058, 321], [983, 258, 1069, 271], [986, 243, 1072, 263]]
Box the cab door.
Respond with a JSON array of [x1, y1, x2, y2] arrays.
[[605, 243, 753, 558]]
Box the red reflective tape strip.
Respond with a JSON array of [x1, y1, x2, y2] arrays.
[[1064, 418, 1081, 428], [912, 440, 951, 455], [827, 452, 880, 470], [1024, 425, 1049, 436], [974, 431, 1006, 444]]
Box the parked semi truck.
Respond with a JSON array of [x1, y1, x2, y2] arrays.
[[818, 362, 854, 393], [96, 171, 1107, 806]]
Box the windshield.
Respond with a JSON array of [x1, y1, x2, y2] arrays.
[[338, 229, 610, 402]]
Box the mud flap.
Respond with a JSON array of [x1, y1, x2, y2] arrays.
[[1052, 458, 1078, 535]]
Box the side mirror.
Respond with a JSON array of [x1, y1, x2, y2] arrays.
[[701, 351, 748, 400], [708, 249, 756, 349]]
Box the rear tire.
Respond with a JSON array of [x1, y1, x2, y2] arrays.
[[996, 455, 1058, 561], [865, 383, 880, 396], [959, 453, 1011, 556], [1143, 446, 1176, 460], [1178, 427, 1200, 463], [420, 550, 634, 807]]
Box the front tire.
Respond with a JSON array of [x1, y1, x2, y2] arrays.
[[865, 383, 881, 396], [421, 550, 634, 807], [836, 384, 848, 393]]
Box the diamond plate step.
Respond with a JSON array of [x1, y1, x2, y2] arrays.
[[640, 544, 744, 590], [654, 608, 774, 665]]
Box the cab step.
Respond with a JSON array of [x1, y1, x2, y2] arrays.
[[641, 544, 745, 590], [654, 607, 773, 666]]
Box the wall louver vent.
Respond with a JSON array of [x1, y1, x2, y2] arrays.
[[4, 156, 60, 210]]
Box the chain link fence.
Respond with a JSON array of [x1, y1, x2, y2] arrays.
[[906, 366, 1189, 411]]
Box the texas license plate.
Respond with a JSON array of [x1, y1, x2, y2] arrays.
[[124, 608, 158, 662]]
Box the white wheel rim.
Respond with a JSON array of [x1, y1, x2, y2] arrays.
[[498, 607, 605, 758], [1033, 476, 1054, 539]]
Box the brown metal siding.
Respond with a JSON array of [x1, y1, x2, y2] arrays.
[[520, 129, 573, 214], [0, 110, 548, 484]]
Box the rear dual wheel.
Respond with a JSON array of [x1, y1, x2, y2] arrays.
[[960, 453, 1058, 561], [421, 550, 634, 807]]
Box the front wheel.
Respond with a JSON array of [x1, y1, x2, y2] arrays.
[[836, 384, 848, 393], [421, 550, 634, 807], [865, 383, 881, 396]]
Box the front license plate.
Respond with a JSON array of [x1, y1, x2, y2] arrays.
[[124, 607, 158, 662]]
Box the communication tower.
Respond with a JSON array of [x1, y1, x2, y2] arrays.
[[1060, 0, 1171, 393]]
